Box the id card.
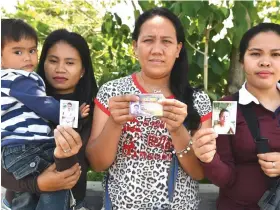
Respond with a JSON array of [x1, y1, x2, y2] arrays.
[[130, 94, 164, 117], [212, 101, 237, 135], [59, 100, 79, 128]]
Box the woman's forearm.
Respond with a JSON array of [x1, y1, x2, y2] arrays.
[[54, 155, 79, 172], [171, 125, 204, 180], [86, 117, 123, 172], [1, 167, 40, 194]]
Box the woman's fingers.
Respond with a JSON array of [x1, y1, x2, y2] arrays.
[[259, 166, 279, 177], [159, 99, 188, 132], [110, 108, 131, 116], [54, 126, 82, 158], [195, 143, 216, 156], [56, 126, 82, 147], [63, 126, 82, 146], [109, 101, 130, 110], [64, 168, 82, 188], [108, 95, 139, 125], [193, 128, 218, 147], [109, 95, 138, 110], [159, 98, 185, 108], [195, 133, 218, 148], [258, 156, 280, 177], [258, 159, 273, 169], [61, 163, 81, 179], [257, 152, 280, 162], [192, 128, 217, 163], [54, 127, 73, 150], [198, 150, 217, 163]]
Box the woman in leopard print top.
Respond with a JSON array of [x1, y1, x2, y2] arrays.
[[86, 7, 212, 210]]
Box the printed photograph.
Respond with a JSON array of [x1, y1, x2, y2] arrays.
[[59, 100, 79, 128], [129, 94, 164, 117], [212, 101, 237, 135]]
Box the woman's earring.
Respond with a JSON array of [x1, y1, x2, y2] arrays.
[[80, 74, 83, 78]]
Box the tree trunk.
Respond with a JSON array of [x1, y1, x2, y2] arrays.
[[227, 46, 245, 94], [204, 28, 210, 91], [227, 3, 251, 94]]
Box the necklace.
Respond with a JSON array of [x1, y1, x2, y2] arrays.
[[139, 72, 169, 94]]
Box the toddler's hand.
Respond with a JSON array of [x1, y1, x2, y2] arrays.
[[80, 103, 90, 118]]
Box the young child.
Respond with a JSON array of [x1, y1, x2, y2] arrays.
[[1, 19, 88, 210]]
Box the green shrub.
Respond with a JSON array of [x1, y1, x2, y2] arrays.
[[87, 170, 104, 181]]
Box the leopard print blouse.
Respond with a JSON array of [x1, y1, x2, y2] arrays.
[[95, 73, 212, 210]]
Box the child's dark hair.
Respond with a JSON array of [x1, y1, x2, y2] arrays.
[[132, 7, 201, 130], [239, 23, 280, 63], [1, 19, 38, 49]]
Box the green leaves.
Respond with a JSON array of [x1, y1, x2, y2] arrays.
[[180, 1, 202, 18], [209, 57, 224, 76], [3, 0, 278, 97], [232, 2, 250, 48], [215, 38, 231, 58]]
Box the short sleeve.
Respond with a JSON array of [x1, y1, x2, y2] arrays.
[[94, 80, 121, 116], [193, 90, 212, 122]]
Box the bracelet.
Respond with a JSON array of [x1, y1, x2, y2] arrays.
[[172, 139, 193, 158]]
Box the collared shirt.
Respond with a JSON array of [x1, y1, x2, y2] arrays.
[[202, 82, 280, 210], [239, 82, 280, 105]]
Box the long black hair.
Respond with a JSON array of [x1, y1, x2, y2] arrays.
[[132, 7, 200, 130], [37, 29, 98, 112]]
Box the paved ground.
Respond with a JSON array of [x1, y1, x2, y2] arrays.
[[2, 182, 218, 210]]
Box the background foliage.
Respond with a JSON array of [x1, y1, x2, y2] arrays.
[[2, 0, 279, 181]]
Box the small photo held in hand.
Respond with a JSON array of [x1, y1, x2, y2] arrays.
[[130, 94, 165, 117], [59, 100, 79, 128], [212, 101, 237, 135]]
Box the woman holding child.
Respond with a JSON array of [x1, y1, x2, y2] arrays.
[[86, 7, 212, 209], [1, 21, 98, 210]]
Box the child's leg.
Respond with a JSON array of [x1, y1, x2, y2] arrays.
[[3, 190, 14, 208], [11, 192, 38, 210], [2, 142, 57, 209], [36, 190, 71, 210]]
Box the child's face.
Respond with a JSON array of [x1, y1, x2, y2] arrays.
[[1, 38, 38, 72]]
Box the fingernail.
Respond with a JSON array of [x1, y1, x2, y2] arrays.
[[57, 125, 61, 129]]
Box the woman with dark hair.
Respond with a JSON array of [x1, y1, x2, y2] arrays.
[[86, 7, 212, 209], [192, 23, 280, 209], [2, 29, 98, 210]]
